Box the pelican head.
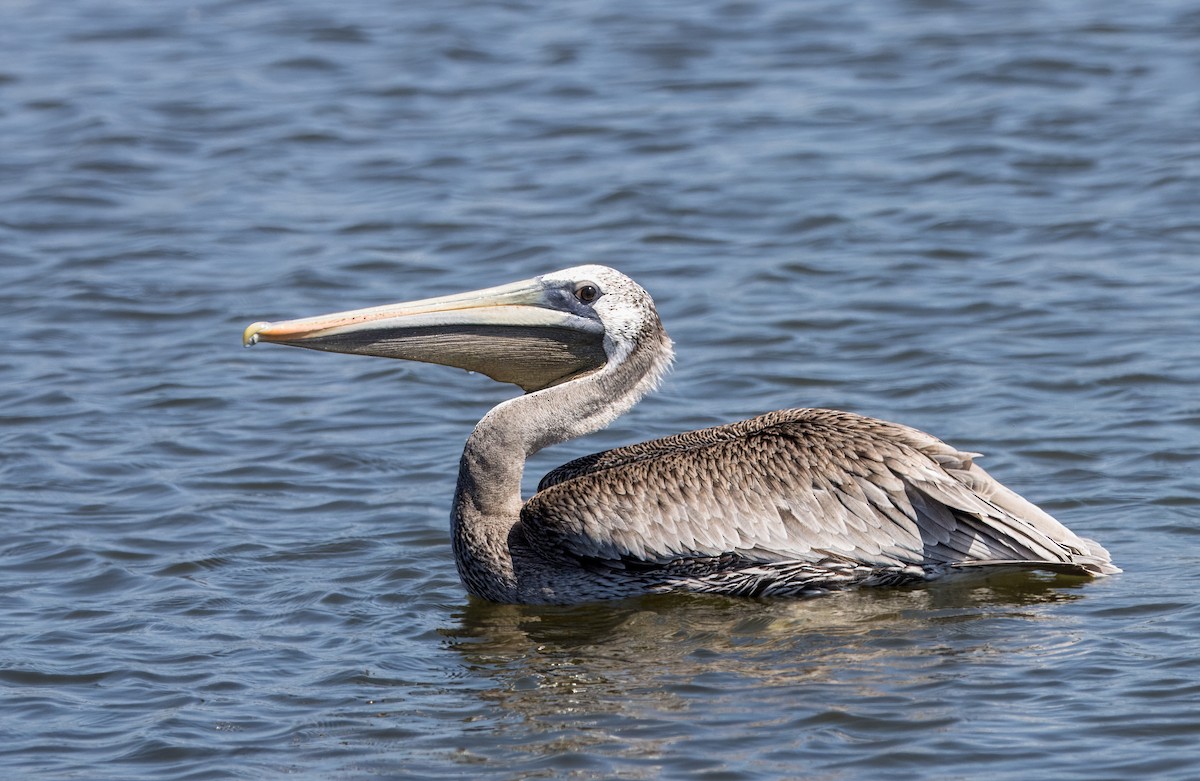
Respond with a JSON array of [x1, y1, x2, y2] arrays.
[[244, 265, 672, 393]]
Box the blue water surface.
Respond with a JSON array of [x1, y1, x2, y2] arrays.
[[2, 1, 1199, 779]]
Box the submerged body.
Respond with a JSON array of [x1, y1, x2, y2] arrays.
[[245, 265, 1117, 604]]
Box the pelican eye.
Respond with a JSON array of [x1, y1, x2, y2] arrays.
[[574, 284, 600, 304]]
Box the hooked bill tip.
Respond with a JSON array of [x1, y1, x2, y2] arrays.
[[243, 321, 271, 347]]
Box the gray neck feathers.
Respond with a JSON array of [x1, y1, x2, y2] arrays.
[[450, 319, 673, 600]]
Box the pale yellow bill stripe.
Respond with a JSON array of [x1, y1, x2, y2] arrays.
[[241, 276, 607, 392]]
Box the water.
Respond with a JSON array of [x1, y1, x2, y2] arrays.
[[2, 0, 1198, 778]]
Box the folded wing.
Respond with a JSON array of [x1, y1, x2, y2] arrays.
[[523, 409, 1117, 577]]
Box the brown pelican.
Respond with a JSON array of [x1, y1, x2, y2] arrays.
[[243, 265, 1118, 604]]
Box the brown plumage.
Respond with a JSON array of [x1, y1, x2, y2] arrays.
[[245, 265, 1118, 604], [522, 408, 1115, 599]]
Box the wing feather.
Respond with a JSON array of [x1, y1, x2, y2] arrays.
[[521, 409, 1118, 576]]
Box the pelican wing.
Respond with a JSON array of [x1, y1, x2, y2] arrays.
[[523, 409, 1116, 576]]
